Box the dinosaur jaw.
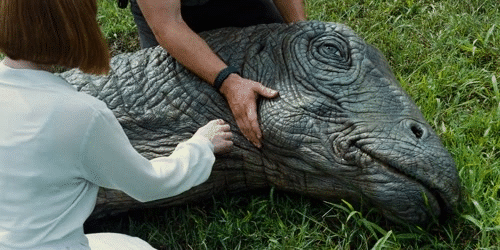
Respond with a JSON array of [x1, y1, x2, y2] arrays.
[[351, 145, 456, 226]]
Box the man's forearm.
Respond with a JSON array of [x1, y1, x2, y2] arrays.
[[157, 21, 227, 85], [137, 0, 227, 85], [273, 0, 306, 23]]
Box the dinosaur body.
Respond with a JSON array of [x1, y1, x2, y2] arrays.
[[61, 21, 460, 225]]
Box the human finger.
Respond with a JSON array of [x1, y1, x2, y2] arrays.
[[246, 102, 262, 147], [218, 124, 231, 132], [236, 114, 259, 148], [214, 119, 226, 125], [256, 84, 279, 99]]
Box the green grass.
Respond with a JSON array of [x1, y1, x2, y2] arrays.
[[96, 0, 140, 55], [87, 0, 500, 248]]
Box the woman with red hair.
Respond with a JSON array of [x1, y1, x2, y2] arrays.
[[0, 0, 232, 249]]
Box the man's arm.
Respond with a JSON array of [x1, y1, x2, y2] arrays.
[[273, 0, 307, 23], [136, 0, 278, 148], [137, 0, 224, 82]]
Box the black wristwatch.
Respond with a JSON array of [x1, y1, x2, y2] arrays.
[[213, 66, 240, 91]]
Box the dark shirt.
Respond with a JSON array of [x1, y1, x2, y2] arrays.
[[182, 0, 210, 6]]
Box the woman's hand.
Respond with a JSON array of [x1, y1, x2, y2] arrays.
[[219, 74, 279, 148], [195, 119, 233, 154]]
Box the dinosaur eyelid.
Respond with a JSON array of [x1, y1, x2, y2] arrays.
[[320, 43, 342, 58]]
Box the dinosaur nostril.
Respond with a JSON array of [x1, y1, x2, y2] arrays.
[[410, 124, 424, 139]]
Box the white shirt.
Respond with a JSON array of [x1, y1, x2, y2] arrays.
[[0, 62, 215, 249]]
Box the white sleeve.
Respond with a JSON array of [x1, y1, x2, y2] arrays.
[[80, 106, 215, 202]]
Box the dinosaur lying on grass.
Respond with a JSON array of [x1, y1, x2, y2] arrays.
[[61, 21, 461, 226]]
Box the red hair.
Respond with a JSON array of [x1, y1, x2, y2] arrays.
[[0, 0, 110, 74]]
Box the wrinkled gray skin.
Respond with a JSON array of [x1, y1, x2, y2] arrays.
[[60, 21, 460, 226]]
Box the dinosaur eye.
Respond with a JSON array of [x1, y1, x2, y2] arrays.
[[318, 43, 342, 58], [309, 35, 351, 69]]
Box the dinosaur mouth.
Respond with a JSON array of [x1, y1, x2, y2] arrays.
[[343, 143, 452, 225], [368, 156, 444, 225]]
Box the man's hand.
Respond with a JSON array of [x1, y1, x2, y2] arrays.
[[219, 74, 279, 148]]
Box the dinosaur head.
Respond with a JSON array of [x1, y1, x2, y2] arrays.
[[241, 21, 460, 226]]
